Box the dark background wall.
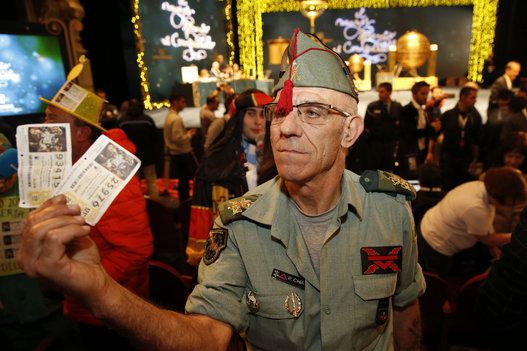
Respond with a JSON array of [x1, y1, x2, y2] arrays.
[[80, 0, 141, 108]]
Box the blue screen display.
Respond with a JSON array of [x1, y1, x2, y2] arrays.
[[0, 33, 66, 117]]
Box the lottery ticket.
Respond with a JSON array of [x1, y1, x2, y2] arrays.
[[16, 123, 72, 208], [53, 135, 140, 225]]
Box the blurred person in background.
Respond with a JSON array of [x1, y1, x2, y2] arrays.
[[186, 89, 272, 266], [419, 166, 525, 278], [118, 99, 159, 199], [363, 82, 402, 172]]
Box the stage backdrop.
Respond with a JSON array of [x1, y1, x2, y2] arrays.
[[134, 0, 228, 108], [263, 6, 472, 81]]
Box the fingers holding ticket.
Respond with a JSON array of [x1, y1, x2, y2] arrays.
[[16, 195, 93, 283]]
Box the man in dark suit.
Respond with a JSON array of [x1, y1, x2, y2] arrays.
[[488, 61, 521, 113], [398, 81, 439, 178], [363, 82, 402, 172], [438, 86, 483, 190]]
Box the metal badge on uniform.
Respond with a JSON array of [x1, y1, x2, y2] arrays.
[[376, 297, 390, 326], [284, 292, 303, 318], [271, 268, 305, 290], [246, 290, 260, 313], [361, 246, 402, 275], [203, 228, 228, 265]]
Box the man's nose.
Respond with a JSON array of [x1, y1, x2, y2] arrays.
[[278, 109, 302, 136]]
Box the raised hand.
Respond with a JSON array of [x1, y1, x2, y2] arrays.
[[16, 195, 108, 306]]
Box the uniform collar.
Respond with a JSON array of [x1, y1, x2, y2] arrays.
[[243, 169, 365, 226]]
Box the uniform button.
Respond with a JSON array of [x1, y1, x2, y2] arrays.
[[364, 177, 370, 183], [324, 305, 331, 315]]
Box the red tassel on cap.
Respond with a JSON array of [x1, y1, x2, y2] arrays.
[[275, 79, 293, 116], [275, 28, 299, 117]]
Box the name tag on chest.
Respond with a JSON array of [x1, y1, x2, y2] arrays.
[[272, 268, 305, 290]]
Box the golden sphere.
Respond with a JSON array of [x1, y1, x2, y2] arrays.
[[348, 54, 364, 74], [396, 31, 431, 70]]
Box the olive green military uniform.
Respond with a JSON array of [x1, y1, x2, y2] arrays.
[[186, 170, 425, 350]]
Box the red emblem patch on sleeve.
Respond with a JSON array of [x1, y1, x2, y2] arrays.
[[361, 246, 402, 274]]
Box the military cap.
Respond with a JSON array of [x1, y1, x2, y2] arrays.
[[273, 28, 359, 116]]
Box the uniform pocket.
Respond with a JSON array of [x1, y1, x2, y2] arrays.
[[249, 291, 299, 319], [246, 291, 305, 350], [353, 274, 397, 301]]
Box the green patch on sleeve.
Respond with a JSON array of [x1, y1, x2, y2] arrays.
[[360, 170, 416, 201], [219, 194, 261, 225]]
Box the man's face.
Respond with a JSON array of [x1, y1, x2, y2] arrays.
[[377, 87, 391, 102], [506, 63, 521, 81], [210, 98, 220, 111], [460, 90, 477, 109], [271, 87, 359, 184], [44, 105, 83, 160], [173, 97, 187, 112], [504, 151, 525, 169], [242, 107, 265, 142], [413, 87, 429, 105]]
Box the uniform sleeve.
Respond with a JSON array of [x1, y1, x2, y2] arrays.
[[185, 217, 250, 332], [393, 201, 426, 307], [96, 177, 153, 282]]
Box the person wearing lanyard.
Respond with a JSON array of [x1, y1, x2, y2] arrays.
[[436, 86, 482, 190]]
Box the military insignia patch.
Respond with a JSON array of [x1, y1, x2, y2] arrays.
[[219, 194, 261, 225], [381, 170, 412, 192], [360, 170, 416, 201], [361, 246, 402, 275], [203, 228, 228, 265]]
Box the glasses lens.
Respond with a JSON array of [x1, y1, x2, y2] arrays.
[[297, 103, 330, 125], [264, 104, 283, 124], [265, 103, 345, 125]]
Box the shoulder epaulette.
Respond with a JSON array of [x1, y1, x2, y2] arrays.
[[359, 170, 416, 201], [219, 194, 261, 225]]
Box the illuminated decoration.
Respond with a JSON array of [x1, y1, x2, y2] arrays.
[[181, 65, 199, 83], [348, 54, 372, 91], [427, 44, 438, 77], [224, 0, 235, 65], [396, 30, 431, 77], [159, 1, 216, 62], [298, 0, 329, 33], [132, 0, 166, 109], [236, 0, 498, 82], [132, 0, 233, 110], [333, 8, 397, 64]]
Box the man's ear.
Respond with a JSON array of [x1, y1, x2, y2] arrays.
[[341, 116, 364, 148]]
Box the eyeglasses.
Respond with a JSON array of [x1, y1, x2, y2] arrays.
[[263, 102, 352, 125]]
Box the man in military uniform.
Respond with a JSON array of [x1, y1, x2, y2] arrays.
[[16, 29, 425, 350]]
